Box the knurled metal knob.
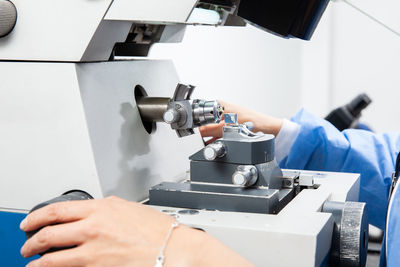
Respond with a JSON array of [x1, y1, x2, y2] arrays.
[[0, 1, 17, 38], [203, 142, 226, 161], [322, 201, 368, 267], [232, 165, 258, 187]]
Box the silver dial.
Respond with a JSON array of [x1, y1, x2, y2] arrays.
[[203, 142, 226, 161], [232, 165, 258, 187], [0, 1, 17, 38]]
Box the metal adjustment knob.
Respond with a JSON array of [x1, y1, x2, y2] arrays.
[[232, 165, 258, 187], [322, 201, 368, 267], [0, 1, 17, 38], [163, 109, 180, 124], [203, 142, 226, 161]]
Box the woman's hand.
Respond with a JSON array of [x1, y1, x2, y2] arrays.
[[20, 196, 254, 267], [200, 100, 283, 143]]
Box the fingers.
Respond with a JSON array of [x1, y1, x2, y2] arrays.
[[26, 247, 87, 267], [199, 122, 224, 138], [218, 100, 242, 115], [21, 221, 87, 258], [200, 100, 242, 139], [20, 200, 95, 232]]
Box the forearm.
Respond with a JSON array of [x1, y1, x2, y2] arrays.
[[255, 113, 283, 137]]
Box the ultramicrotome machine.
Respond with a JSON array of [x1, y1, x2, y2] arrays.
[[0, 0, 369, 266]]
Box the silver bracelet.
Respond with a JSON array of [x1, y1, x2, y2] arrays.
[[155, 221, 180, 267]]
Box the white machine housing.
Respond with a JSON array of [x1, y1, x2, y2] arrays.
[[0, 0, 199, 61], [0, 1, 362, 266]]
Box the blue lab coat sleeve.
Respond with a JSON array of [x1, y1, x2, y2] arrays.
[[386, 183, 400, 267], [279, 109, 400, 230]]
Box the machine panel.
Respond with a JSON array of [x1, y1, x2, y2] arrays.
[[77, 60, 205, 201], [0, 0, 113, 61], [0, 60, 205, 210], [105, 0, 198, 23], [0, 62, 103, 211]]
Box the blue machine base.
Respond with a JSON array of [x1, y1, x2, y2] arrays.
[[0, 210, 39, 266]]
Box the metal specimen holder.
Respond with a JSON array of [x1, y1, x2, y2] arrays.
[[149, 113, 296, 214]]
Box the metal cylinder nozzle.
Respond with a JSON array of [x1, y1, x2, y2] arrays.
[[193, 100, 224, 126], [136, 91, 223, 137], [137, 97, 170, 122]]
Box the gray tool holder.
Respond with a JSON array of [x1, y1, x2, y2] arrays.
[[149, 122, 292, 214]]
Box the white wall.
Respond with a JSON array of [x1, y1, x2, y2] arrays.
[[301, 1, 400, 132], [299, 5, 333, 117], [149, 25, 303, 119], [329, 1, 400, 132]]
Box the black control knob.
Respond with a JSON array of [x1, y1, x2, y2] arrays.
[[325, 93, 372, 131], [25, 191, 93, 255], [0, 0, 17, 37]]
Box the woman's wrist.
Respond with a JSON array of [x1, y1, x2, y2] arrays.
[[251, 112, 283, 137], [164, 225, 208, 267]]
